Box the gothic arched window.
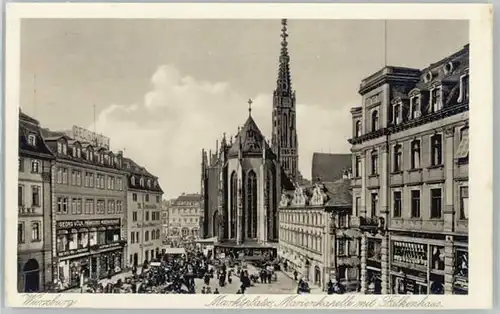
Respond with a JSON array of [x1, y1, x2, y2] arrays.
[[230, 172, 237, 239], [246, 171, 258, 239], [213, 210, 219, 238]]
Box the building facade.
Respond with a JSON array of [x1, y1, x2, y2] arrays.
[[42, 130, 128, 290], [168, 194, 202, 244], [18, 112, 55, 292], [124, 158, 164, 267], [278, 175, 361, 292], [349, 45, 469, 295]]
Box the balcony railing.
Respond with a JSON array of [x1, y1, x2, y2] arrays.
[[18, 206, 37, 215]]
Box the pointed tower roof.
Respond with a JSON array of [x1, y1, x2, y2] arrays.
[[227, 115, 271, 158], [275, 19, 293, 97]]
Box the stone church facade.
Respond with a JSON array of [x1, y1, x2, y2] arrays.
[[201, 19, 298, 259]]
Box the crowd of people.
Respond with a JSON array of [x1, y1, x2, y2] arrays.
[[80, 248, 284, 294]]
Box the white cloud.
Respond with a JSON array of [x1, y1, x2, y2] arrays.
[[92, 65, 352, 198]]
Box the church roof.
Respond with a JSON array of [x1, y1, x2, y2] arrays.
[[311, 153, 351, 183], [227, 115, 271, 158]]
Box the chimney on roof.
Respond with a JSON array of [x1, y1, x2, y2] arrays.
[[118, 150, 123, 156]]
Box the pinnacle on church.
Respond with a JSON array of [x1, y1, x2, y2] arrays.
[[277, 18, 292, 96]]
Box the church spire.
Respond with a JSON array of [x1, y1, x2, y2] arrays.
[[276, 19, 292, 96]]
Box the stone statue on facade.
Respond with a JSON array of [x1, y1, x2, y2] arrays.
[[292, 186, 306, 206], [310, 184, 326, 206], [279, 193, 290, 207]]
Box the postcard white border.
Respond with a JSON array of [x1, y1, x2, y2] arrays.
[[4, 3, 493, 309]]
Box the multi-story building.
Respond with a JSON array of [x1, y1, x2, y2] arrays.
[[17, 112, 55, 292], [124, 158, 164, 267], [278, 170, 360, 292], [349, 45, 469, 295], [168, 193, 202, 242], [42, 128, 128, 290]]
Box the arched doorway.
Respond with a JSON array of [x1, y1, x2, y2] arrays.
[[23, 259, 40, 292], [133, 253, 138, 267], [314, 265, 321, 286]]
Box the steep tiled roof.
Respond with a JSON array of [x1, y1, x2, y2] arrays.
[[227, 115, 271, 158], [311, 153, 351, 183], [123, 157, 163, 193], [19, 112, 54, 159], [324, 178, 352, 208], [175, 193, 202, 203]]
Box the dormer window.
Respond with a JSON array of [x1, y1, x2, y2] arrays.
[[140, 178, 144, 187], [77, 148, 81, 158], [371, 110, 379, 132], [409, 95, 422, 119], [88, 149, 94, 161], [104, 154, 109, 165], [458, 71, 469, 103], [393, 101, 402, 125], [94, 151, 99, 163], [72, 147, 77, 158], [62, 143, 67, 155], [27, 134, 36, 146], [100, 153, 104, 165], [147, 179, 151, 188], [355, 120, 362, 137], [131, 176, 136, 186], [430, 84, 443, 112], [57, 142, 63, 154]]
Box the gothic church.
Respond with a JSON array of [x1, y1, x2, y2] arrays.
[[201, 19, 300, 259]]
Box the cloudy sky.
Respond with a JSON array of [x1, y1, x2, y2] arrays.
[[20, 19, 468, 198]]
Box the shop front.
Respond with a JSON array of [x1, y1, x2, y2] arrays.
[[366, 237, 382, 294], [390, 239, 446, 295], [56, 219, 125, 288]]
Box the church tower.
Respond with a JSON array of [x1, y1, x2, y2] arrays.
[[271, 19, 299, 182]]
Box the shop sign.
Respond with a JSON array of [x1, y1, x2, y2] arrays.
[[57, 219, 120, 229], [100, 242, 121, 250], [58, 247, 89, 258], [144, 204, 157, 209]]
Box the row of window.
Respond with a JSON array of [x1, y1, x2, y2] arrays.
[[56, 140, 123, 169], [130, 176, 159, 189], [169, 227, 199, 237], [355, 128, 468, 177], [56, 167, 124, 191], [279, 211, 324, 226], [132, 193, 161, 203], [170, 217, 199, 224], [170, 207, 200, 214], [131, 211, 162, 222], [354, 186, 468, 221], [130, 229, 161, 243], [19, 158, 41, 174], [56, 197, 123, 215], [18, 185, 41, 207], [57, 229, 121, 252], [355, 73, 469, 136], [18, 221, 41, 243]]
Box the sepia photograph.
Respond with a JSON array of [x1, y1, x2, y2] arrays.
[[4, 3, 493, 309]]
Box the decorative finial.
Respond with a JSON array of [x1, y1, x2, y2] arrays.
[[248, 98, 253, 116]]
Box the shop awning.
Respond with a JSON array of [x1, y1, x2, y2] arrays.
[[70, 228, 78, 234]]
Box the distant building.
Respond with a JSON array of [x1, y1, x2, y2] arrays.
[[17, 112, 54, 292], [168, 193, 202, 243], [42, 127, 128, 291], [349, 45, 469, 295], [123, 158, 164, 266]]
